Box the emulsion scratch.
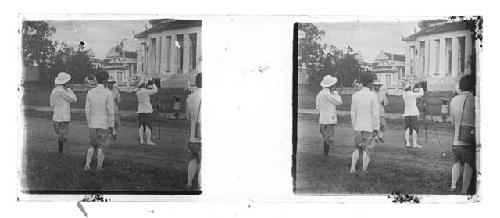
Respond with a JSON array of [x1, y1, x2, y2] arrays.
[[77, 201, 88, 217], [258, 65, 270, 73]]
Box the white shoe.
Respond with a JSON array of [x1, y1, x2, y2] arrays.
[[413, 144, 423, 148], [405, 144, 411, 148], [349, 169, 355, 174], [146, 140, 156, 146], [84, 165, 91, 171]]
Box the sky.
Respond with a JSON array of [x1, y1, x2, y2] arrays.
[[315, 21, 419, 62], [47, 20, 150, 59]]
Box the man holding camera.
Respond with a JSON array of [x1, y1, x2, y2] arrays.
[[315, 75, 342, 156], [136, 78, 158, 146], [50, 72, 77, 154], [402, 81, 424, 148]]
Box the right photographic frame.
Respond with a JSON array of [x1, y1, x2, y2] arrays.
[[293, 17, 482, 198]]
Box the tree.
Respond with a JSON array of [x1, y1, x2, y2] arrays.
[[48, 42, 91, 84], [298, 23, 338, 90], [22, 21, 56, 66], [22, 21, 57, 82], [334, 52, 365, 88], [298, 23, 368, 90]]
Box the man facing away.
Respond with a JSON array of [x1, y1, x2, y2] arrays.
[[84, 70, 114, 171], [186, 73, 202, 189], [402, 82, 424, 148], [449, 74, 476, 194], [373, 80, 389, 143], [315, 75, 342, 156], [107, 76, 121, 140], [50, 72, 77, 153], [350, 73, 379, 173]]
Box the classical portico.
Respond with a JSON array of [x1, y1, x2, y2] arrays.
[[403, 23, 474, 81]]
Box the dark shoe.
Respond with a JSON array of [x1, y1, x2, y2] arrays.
[[58, 140, 64, 153], [379, 138, 384, 143], [323, 143, 330, 156]]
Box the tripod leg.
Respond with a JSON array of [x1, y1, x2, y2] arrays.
[[424, 113, 428, 141], [427, 106, 442, 147]]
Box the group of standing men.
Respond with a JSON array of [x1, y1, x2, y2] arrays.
[[315, 73, 477, 194], [315, 73, 388, 174], [49, 70, 203, 189]]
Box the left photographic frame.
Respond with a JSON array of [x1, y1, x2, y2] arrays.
[[19, 17, 203, 197]]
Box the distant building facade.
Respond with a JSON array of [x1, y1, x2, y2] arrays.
[[134, 19, 202, 88], [403, 20, 475, 90], [103, 39, 139, 87], [372, 50, 405, 88]]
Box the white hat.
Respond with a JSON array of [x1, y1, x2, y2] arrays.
[[373, 79, 383, 86], [320, 75, 338, 88], [54, 72, 71, 85]]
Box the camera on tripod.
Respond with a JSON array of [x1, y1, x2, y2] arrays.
[[413, 80, 428, 92]]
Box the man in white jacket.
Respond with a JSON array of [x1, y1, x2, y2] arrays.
[[186, 73, 202, 189], [315, 75, 342, 156], [84, 71, 114, 171], [350, 73, 379, 173], [50, 72, 77, 153]]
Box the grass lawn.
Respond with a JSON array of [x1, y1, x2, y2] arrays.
[[295, 114, 464, 195], [21, 114, 198, 192], [22, 83, 190, 113], [23, 151, 188, 192], [298, 88, 455, 115]]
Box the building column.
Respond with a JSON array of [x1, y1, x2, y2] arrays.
[[429, 39, 436, 77], [425, 39, 430, 77], [451, 37, 459, 77], [155, 37, 161, 75], [141, 42, 147, 76], [196, 32, 202, 72], [439, 38, 447, 77], [160, 36, 168, 74], [137, 44, 144, 75], [183, 33, 190, 74], [414, 45, 420, 77], [170, 35, 178, 74], [147, 38, 153, 76], [464, 34, 473, 75]]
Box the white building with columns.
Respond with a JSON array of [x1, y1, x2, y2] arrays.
[[403, 21, 474, 91], [372, 50, 405, 88], [134, 19, 202, 88]]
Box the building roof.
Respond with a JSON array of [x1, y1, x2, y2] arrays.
[[134, 20, 202, 38], [374, 50, 405, 63], [403, 21, 471, 41]]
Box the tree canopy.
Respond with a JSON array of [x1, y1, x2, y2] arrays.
[[298, 23, 370, 90], [22, 21, 56, 67], [22, 21, 92, 84]]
